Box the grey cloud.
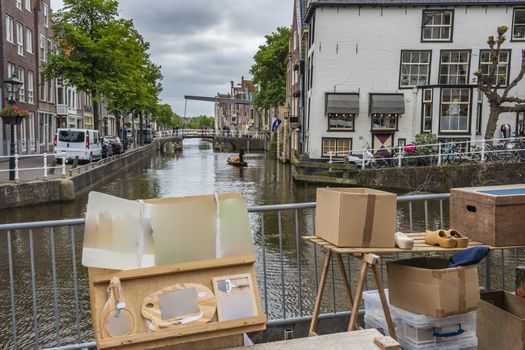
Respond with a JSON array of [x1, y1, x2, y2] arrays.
[[51, 0, 293, 117]]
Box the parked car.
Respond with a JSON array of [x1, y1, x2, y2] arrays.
[[54, 128, 103, 163], [104, 136, 123, 154], [102, 139, 113, 158]]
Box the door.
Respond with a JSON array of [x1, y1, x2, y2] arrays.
[[372, 133, 394, 155]]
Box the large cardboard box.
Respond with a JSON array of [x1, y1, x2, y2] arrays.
[[315, 188, 396, 248], [478, 291, 525, 350], [450, 184, 525, 246], [387, 258, 480, 318]]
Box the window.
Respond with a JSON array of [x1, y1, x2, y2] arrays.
[[399, 51, 431, 88], [398, 138, 406, 147], [18, 67, 25, 103], [322, 138, 352, 157], [328, 114, 355, 131], [43, 4, 49, 27], [308, 53, 314, 90], [326, 93, 358, 131], [26, 28, 33, 53], [372, 115, 398, 130], [16, 22, 23, 55], [39, 34, 45, 62], [422, 89, 433, 132], [476, 90, 483, 134], [7, 63, 15, 78], [517, 112, 525, 137], [440, 88, 471, 133], [47, 39, 53, 57], [40, 73, 46, 101], [27, 71, 34, 104], [479, 50, 510, 87], [6, 15, 14, 43], [47, 79, 52, 102], [422, 10, 453, 41], [439, 51, 470, 85], [24, 0, 31, 12], [513, 8, 525, 40], [16, 0, 22, 10]]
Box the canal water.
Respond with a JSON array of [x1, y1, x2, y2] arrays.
[[0, 139, 519, 349]]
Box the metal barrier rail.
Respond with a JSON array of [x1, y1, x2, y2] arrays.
[[157, 129, 266, 139], [0, 193, 518, 350]]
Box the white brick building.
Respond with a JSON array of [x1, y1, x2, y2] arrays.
[[303, 0, 525, 159]]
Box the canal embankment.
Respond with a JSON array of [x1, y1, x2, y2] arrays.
[[292, 159, 525, 192], [0, 142, 160, 209]]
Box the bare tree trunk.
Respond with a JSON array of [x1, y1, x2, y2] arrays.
[[484, 104, 501, 140]]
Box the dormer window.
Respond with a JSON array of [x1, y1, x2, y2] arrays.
[[422, 10, 454, 42]]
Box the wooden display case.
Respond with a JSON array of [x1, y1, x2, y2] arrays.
[[88, 255, 267, 350]]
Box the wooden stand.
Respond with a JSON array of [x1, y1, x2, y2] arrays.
[[307, 250, 396, 340], [88, 255, 266, 350]]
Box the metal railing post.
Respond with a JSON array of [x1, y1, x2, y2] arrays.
[[397, 146, 402, 168], [14, 154, 19, 182], [329, 151, 333, 164], [362, 148, 366, 169], [438, 142, 442, 166], [43, 153, 48, 180], [62, 156, 66, 177], [481, 139, 486, 163]]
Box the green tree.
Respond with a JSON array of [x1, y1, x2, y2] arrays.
[[43, 0, 128, 131], [475, 26, 525, 139], [185, 115, 214, 129], [154, 103, 180, 128], [250, 27, 291, 109]]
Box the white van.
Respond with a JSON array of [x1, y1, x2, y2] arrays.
[[54, 128, 103, 163]]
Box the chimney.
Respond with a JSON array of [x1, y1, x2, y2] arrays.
[[230, 81, 234, 89], [241, 76, 245, 87]]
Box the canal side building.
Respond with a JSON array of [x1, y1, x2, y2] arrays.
[[303, 0, 525, 159]]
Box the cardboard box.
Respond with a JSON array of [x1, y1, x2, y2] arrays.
[[478, 291, 525, 350], [315, 188, 396, 248], [387, 258, 480, 318], [450, 184, 525, 246]]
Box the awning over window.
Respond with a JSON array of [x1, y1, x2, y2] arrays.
[[370, 94, 405, 115], [326, 94, 359, 114]]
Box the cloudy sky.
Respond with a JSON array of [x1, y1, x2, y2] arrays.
[[50, 0, 293, 117]]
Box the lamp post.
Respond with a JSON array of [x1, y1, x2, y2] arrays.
[[3, 74, 23, 181]]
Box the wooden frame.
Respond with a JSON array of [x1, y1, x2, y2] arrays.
[[398, 50, 432, 90], [88, 255, 266, 350], [212, 273, 258, 322], [421, 9, 455, 43]]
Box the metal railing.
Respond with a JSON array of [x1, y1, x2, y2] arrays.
[[157, 129, 266, 139], [326, 136, 525, 169], [0, 153, 67, 182], [0, 193, 520, 350]]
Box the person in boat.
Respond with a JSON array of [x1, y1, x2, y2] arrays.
[[239, 148, 245, 163]]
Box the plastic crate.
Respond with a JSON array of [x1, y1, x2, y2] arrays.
[[364, 313, 395, 337], [397, 334, 478, 350], [364, 290, 476, 346]]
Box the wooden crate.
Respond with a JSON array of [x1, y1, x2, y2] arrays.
[[88, 255, 266, 350], [450, 184, 525, 246]]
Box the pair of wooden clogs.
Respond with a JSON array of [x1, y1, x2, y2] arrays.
[[425, 229, 469, 248]]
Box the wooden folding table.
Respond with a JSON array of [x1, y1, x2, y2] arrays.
[[302, 233, 488, 339]]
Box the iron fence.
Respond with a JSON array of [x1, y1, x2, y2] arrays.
[[0, 194, 520, 350]]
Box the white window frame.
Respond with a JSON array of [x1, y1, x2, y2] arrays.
[[512, 8, 525, 40], [479, 50, 510, 87], [40, 72, 46, 102], [7, 63, 16, 78], [399, 50, 431, 88], [25, 28, 33, 53], [422, 10, 453, 42], [440, 88, 471, 133], [18, 67, 25, 103], [16, 22, 24, 56], [24, 0, 31, 12], [16, 0, 22, 10], [439, 50, 470, 85], [6, 15, 14, 43], [39, 34, 46, 62], [27, 71, 34, 104], [322, 138, 352, 158], [422, 88, 433, 133], [43, 4, 49, 27]]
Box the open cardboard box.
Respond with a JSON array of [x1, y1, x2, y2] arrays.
[[84, 192, 266, 350]]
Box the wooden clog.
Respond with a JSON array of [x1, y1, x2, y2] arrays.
[[100, 277, 138, 339], [425, 230, 457, 248], [448, 229, 469, 248], [395, 232, 414, 250]]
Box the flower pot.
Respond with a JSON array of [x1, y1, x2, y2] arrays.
[[1, 115, 24, 125]]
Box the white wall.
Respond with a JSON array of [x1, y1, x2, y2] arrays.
[[306, 5, 525, 158]]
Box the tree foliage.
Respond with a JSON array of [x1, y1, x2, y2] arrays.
[[184, 115, 215, 129], [153, 103, 180, 128], [475, 26, 525, 139], [43, 0, 162, 130], [250, 26, 291, 109]]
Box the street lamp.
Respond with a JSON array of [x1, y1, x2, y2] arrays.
[[3, 74, 24, 181]]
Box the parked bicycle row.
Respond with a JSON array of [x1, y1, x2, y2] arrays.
[[327, 137, 525, 169]]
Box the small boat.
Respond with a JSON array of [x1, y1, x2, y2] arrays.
[[227, 156, 248, 167]]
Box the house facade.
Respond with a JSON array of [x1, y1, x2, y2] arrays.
[[214, 77, 258, 133], [304, 0, 525, 159]]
